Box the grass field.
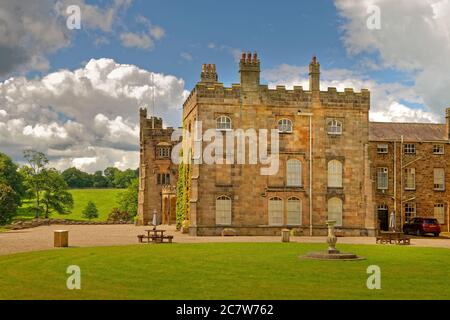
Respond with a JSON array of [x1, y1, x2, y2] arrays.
[[16, 189, 124, 222], [0, 243, 449, 300]]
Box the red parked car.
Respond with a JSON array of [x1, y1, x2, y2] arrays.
[[403, 217, 441, 237]]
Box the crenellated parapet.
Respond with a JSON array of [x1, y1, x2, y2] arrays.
[[183, 52, 370, 112], [183, 83, 369, 109], [320, 87, 370, 109]]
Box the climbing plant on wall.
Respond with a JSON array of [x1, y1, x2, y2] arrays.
[[175, 150, 185, 230]]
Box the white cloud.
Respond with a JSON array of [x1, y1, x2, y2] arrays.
[[370, 102, 439, 123], [0, 58, 189, 172], [0, 0, 69, 75], [180, 52, 193, 61], [55, 0, 132, 32], [120, 32, 154, 49], [150, 26, 165, 40], [208, 44, 242, 62], [0, 1, 165, 76], [334, 0, 450, 120], [121, 14, 166, 50]]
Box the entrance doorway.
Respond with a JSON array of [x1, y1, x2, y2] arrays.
[[377, 204, 389, 231]]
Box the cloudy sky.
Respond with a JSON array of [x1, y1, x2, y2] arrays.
[[1, 0, 449, 172]]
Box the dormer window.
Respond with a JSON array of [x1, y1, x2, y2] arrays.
[[216, 116, 232, 131], [278, 119, 293, 133], [327, 119, 342, 135]]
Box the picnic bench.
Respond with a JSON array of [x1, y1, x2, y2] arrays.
[[376, 231, 410, 245], [138, 229, 173, 244]]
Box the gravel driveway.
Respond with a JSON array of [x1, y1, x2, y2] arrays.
[[1, 224, 450, 256]]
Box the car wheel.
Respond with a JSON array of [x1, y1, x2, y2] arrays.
[[434, 233, 440, 237]]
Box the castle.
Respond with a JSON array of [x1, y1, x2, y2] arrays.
[[137, 52, 450, 236]]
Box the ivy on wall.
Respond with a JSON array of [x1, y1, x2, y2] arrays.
[[175, 135, 192, 231]]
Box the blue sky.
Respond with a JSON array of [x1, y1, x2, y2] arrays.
[[1, 0, 449, 171], [45, 0, 404, 89]]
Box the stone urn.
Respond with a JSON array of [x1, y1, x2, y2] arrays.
[[326, 220, 339, 254]]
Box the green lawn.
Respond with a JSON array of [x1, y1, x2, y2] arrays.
[[0, 243, 449, 300], [16, 189, 124, 222]]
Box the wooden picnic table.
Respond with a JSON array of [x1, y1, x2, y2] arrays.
[[376, 231, 410, 245], [145, 229, 166, 237], [138, 229, 173, 244]]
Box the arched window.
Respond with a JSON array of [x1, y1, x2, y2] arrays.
[[286, 159, 302, 187], [268, 197, 283, 226], [328, 197, 343, 227], [328, 160, 343, 188], [278, 119, 293, 133], [216, 195, 231, 225], [287, 197, 302, 225], [327, 119, 342, 135], [216, 116, 232, 130]]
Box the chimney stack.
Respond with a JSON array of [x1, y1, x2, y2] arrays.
[[446, 108, 450, 140], [309, 55, 320, 92], [239, 52, 260, 92], [200, 63, 218, 83]]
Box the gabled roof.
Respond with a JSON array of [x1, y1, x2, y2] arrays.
[[369, 122, 448, 142]]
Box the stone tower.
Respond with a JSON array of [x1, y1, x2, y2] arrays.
[[182, 52, 375, 236], [137, 108, 178, 225]]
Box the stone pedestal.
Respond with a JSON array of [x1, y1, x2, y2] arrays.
[[281, 229, 290, 242], [326, 220, 339, 254], [302, 220, 365, 261], [54, 230, 69, 247]]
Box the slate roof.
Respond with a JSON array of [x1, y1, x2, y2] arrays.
[[369, 122, 448, 142]]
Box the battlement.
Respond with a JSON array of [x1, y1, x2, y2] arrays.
[[320, 87, 370, 107], [183, 53, 370, 110], [183, 83, 369, 108]]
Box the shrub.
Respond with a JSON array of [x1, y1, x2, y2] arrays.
[[0, 183, 19, 225], [107, 208, 131, 222], [82, 201, 99, 220]]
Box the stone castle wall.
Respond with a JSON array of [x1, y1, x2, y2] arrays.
[[182, 53, 375, 236]]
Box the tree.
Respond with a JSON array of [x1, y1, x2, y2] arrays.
[[0, 153, 24, 223], [113, 169, 137, 188], [104, 167, 120, 188], [22, 150, 48, 217], [0, 183, 19, 224], [82, 201, 99, 220], [0, 152, 24, 199], [91, 171, 108, 188], [61, 167, 92, 188], [117, 178, 138, 217], [41, 169, 74, 218]]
